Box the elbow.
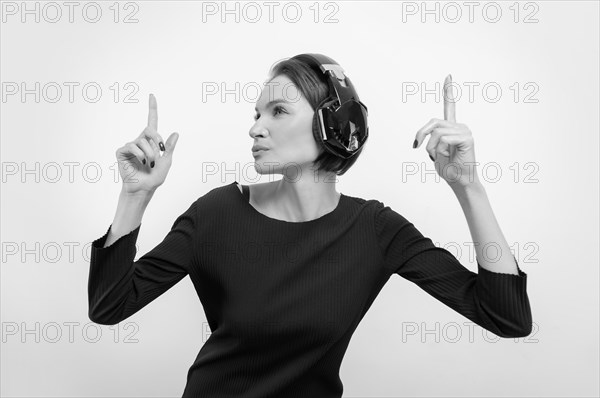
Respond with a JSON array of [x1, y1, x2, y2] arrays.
[[511, 305, 534, 338], [479, 307, 533, 338], [88, 289, 129, 326], [88, 306, 123, 326], [479, 294, 533, 338], [495, 319, 533, 338], [511, 321, 533, 338], [487, 323, 532, 339], [88, 311, 117, 326], [89, 314, 121, 326]]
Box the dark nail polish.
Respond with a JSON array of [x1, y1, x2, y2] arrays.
[[143, 158, 146, 165], [429, 154, 435, 162], [159, 142, 165, 151], [413, 139, 418, 149], [150, 161, 155, 168]]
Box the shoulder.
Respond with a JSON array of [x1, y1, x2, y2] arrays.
[[343, 192, 380, 210], [193, 182, 239, 210], [338, 193, 390, 224], [343, 195, 412, 227]]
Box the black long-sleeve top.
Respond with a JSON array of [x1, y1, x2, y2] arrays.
[[88, 181, 532, 397]]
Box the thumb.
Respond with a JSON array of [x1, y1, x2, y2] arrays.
[[163, 132, 179, 158]]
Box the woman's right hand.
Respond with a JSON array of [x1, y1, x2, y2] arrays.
[[116, 94, 179, 196]]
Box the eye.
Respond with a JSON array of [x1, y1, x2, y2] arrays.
[[273, 105, 286, 116], [253, 105, 286, 121]]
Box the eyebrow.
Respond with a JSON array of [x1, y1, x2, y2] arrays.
[[254, 99, 291, 112]]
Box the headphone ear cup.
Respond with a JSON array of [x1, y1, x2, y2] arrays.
[[312, 111, 322, 145], [312, 97, 336, 144]]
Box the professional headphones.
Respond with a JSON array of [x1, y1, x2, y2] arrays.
[[290, 53, 369, 160]]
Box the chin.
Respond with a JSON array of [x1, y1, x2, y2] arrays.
[[253, 164, 270, 175], [253, 160, 281, 176]]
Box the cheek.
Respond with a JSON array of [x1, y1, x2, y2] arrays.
[[284, 116, 316, 145], [297, 127, 319, 152], [299, 114, 318, 144]]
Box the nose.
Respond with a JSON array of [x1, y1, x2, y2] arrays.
[[249, 121, 269, 139]]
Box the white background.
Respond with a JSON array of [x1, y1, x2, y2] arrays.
[[1, 1, 598, 397]]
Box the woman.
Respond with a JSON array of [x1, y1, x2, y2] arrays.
[[88, 54, 532, 398]]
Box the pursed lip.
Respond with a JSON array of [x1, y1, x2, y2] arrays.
[[252, 145, 269, 152]]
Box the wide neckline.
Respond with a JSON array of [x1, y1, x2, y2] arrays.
[[231, 181, 346, 225]]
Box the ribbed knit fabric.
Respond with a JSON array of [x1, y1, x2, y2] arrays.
[[88, 181, 532, 398]]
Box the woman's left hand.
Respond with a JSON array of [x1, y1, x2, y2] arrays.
[[413, 74, 480, 189]]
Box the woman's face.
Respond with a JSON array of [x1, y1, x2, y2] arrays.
[[249, 74, 322, 177]]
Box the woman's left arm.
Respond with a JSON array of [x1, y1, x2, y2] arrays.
[[413, 74, 519, 275]]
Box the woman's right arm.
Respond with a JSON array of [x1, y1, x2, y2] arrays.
[[88, 93, 188, 325]]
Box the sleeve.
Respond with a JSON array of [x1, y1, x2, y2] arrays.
[[374, 201, 532, 338], [87, 200, 198, 325]]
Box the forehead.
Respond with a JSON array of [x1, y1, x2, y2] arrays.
[[255, 74, 304, 109]]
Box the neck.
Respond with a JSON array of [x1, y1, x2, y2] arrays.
[[269, 173, 340, 222]]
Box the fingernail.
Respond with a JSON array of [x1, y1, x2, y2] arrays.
[[143, 158, 146, 165], [159, 142, 165, 151], [413, 139, 418, 149], [429, 154, 435, 162], [150, 161, 155, 168]]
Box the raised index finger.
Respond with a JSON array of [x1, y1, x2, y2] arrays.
[[148, 93, 158, 131], [443, 74, 456, 123]]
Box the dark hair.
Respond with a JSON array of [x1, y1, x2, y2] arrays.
[[267, 56, 365, 176]]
